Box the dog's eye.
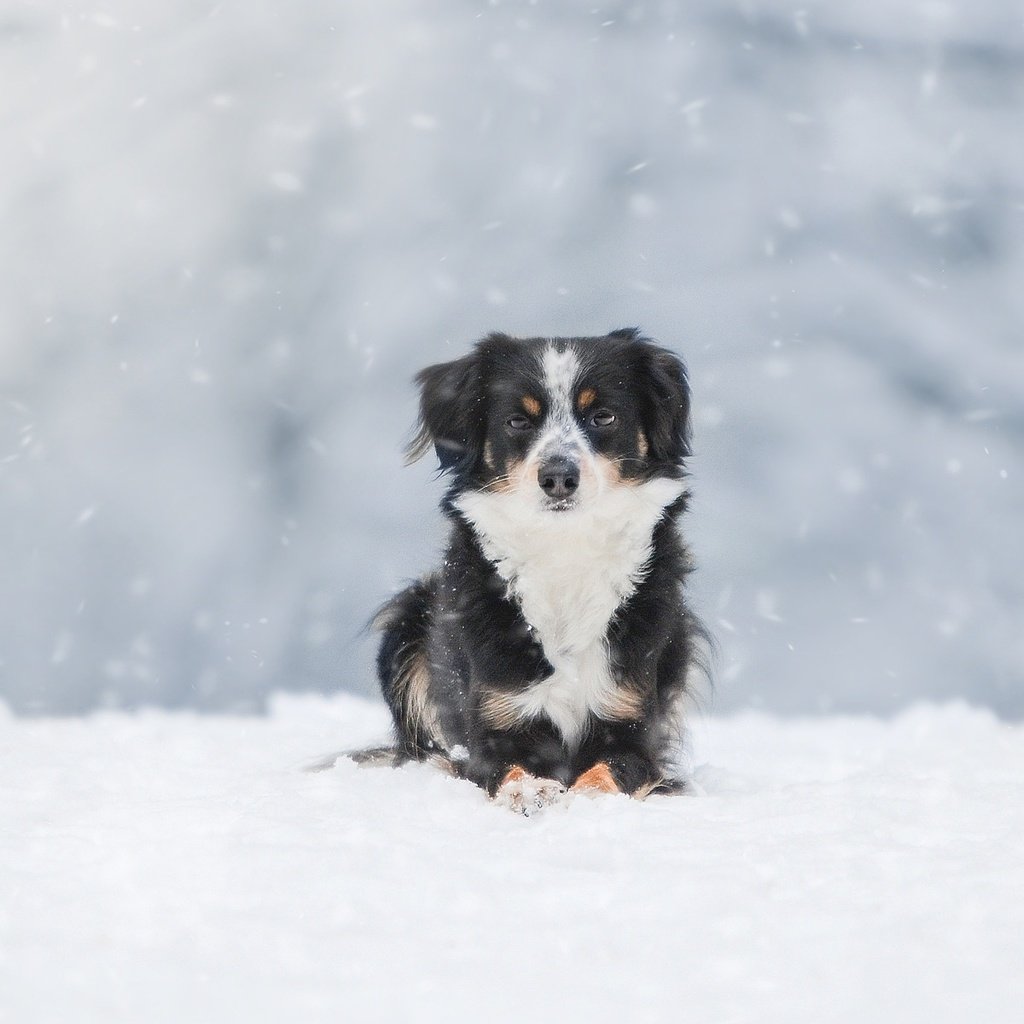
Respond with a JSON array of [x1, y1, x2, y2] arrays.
[[590, 410, 616, 428], [506, 414, 533, 431]]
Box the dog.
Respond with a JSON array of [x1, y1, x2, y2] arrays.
[[370, 328, 708, 812]]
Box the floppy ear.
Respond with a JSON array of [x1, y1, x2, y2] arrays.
[[637, 344, 692, 462], [405, 353, 484, 472]]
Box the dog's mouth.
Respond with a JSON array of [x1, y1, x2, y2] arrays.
[[544, 498, 578, 513]]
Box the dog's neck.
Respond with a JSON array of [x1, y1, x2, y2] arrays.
[[456, 476, 685, 659]]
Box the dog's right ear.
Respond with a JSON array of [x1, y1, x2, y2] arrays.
[[405, 353, 484, 471]]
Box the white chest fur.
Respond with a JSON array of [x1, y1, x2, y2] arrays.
[[456, 476, 685, 745]]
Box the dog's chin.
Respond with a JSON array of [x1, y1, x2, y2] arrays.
[[543, 497, 579, 513]]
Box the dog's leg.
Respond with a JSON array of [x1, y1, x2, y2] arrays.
[[570, 761, 621, 794], [572, 721, 664, 797], [467, 728, 567, 814]]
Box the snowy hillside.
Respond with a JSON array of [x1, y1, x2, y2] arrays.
[[2, 1, 1023, 715], [2, 696, 1021, 1023]]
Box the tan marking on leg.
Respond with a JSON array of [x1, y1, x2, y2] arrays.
[[597, 685, 646, 723], [577, 387, 597, 411], [637, 429, 650, 458], [571, 762, 621, 794], [632, 776, 668, 800], [479, 687, 531, 730], [522, 395, 541, 416], [395, 649, 444, 745], [500, 764, 528, 786], [482, 672, 644, 736]]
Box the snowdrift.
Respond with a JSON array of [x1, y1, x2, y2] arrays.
[[3, 695, 1021, 1023]]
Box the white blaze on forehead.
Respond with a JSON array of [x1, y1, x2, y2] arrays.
[[538, 343, 584, 453], [541, 343, 580, 419]]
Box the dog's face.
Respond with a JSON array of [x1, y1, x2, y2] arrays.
[[407, 328, 691, 516]]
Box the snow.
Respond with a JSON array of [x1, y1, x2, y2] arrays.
[[3, 695, 1022, 1023]]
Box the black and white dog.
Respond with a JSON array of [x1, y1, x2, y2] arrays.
[[372, 328, 708, 812]]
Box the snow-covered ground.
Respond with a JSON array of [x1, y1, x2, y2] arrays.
[[3, 695, 1021, 1023]]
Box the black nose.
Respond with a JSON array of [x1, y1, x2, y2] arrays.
[[538, 459, 579, 499]]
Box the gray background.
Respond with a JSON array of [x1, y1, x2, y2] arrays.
[[2, 0, 1022, 716]]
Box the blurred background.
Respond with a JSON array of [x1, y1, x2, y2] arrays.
[[1, 0, 1021, 717]]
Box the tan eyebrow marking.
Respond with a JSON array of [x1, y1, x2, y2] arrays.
[[577, 387, 597, 411], [522, 395, 541, 416]]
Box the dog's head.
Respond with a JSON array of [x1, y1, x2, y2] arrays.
[[406, 328, 691, 515]]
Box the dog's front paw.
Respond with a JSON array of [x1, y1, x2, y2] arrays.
[[494, 765, 566, 815], [570, 761, 622, 796]]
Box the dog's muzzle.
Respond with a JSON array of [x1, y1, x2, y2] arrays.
[[537, 458, 579, 502]]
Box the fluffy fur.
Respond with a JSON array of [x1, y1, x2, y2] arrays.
[[371, 328, 708, 811]]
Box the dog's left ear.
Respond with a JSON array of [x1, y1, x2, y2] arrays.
[[405, 352, 484, 472], [636, 343, 692, 462]]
